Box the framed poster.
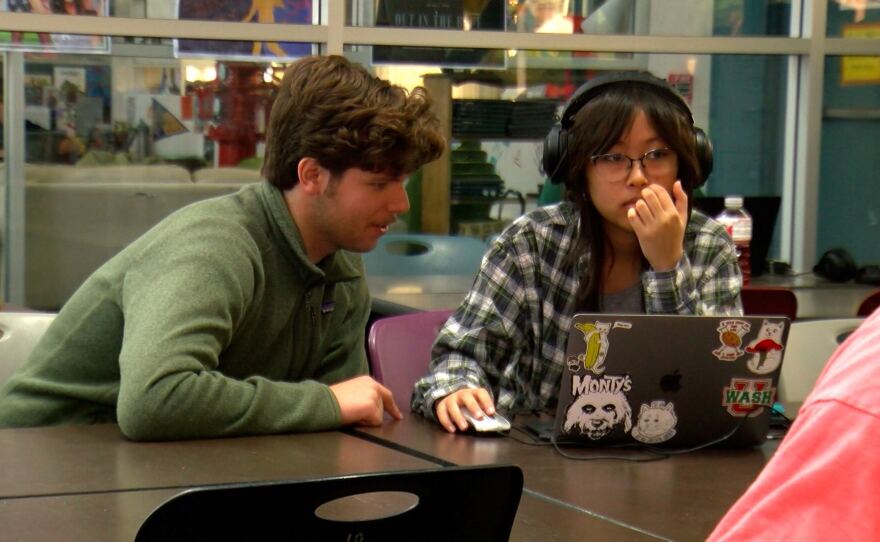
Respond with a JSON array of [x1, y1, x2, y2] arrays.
[[174, 0, 317, 61], [0, 0, 110, 54], [842, 23, 880, 85], [372, 0, 506, 69]]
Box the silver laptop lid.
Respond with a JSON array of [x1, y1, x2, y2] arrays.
[[552, 314, 790, 449]]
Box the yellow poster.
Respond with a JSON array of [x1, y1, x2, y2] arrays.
[[842, 23, 880, 85]]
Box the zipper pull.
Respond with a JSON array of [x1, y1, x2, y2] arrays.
[[306, 291, 317, 322]]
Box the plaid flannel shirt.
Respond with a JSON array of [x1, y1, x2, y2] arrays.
[[412, 202, 743, 418]]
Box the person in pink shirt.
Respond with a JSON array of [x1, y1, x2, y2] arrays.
[[708, 307, 880, 541]]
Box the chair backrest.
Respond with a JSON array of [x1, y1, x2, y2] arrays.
[[368, 309, 453, 408], [741, 286, 798, 320], [857, 290, 880, 317], [778, 318, 865, 402], [362, 234, 487, 277], [136, 464, 523, 542], [0, 312, 56, 385]]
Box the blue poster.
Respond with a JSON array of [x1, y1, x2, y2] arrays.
[[175, 0, 315, 61]]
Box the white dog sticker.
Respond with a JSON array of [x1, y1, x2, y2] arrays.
[[563, 390, 632, 440]]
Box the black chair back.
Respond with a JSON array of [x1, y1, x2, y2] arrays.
[[136, 464, 523, 542]]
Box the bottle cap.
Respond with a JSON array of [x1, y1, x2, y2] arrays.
[[724, 196, 744, 209]]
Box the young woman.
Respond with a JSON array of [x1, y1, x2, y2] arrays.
[[412, 71, 743, 433]]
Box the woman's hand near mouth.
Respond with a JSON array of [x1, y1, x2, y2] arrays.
[[626, 181, 688, 272]]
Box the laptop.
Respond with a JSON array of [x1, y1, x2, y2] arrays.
[[551, 313, 790, 449]]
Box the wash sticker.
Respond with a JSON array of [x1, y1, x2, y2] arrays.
[[722, 378, 776, 417], [631, 400, 678, 444], [712, 319, 752, 361], [744, 320, 785, 374]]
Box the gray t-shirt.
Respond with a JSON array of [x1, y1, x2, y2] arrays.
[[601, 282, 644, 314]]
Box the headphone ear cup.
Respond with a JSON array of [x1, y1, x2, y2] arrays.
[[814, 248, 858, 282], [693, 127, 713, 187], [542, 126, 568, 184]]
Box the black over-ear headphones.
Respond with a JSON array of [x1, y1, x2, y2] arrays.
[[813, 247, 858, 283], [542, 71, 713, 186]]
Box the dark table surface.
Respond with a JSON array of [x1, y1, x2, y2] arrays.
[[0, 423, 655, 541], [352, 413, 781, 541]]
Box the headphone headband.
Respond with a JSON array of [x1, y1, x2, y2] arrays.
[[559, 71, 694, 129]]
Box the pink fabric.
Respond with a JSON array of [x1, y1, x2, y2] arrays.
[[708, 309, 880, 541]]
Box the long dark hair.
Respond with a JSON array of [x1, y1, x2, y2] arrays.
[[563, 82, 702, 311]]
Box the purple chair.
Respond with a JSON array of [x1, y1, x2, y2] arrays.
[[741, 286, 798, 320], [367, 309, 453, 409], [857, 290, 880, 317]]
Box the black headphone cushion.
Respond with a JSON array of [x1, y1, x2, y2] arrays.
[[542, 125, 567, 185], [693, 127, 713, 183], [814, 248, 858, 282]]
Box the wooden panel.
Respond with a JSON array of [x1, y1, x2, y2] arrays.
[[420, 74, 452, 234]]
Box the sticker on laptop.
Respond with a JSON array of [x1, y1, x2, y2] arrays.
[[567, 320, 631, 375], [712, 319, 752, 361], [631, 400, 678, 444], [744, 320, 785, 374], [567, 320, 611, 375], [562, 380, 633, 440], [722, 378, 776, 417]]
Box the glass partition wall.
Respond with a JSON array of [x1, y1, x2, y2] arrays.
[[1, 1, 879, 309]]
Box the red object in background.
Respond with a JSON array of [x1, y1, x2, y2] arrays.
[[206, 63, 276, 167], [668, 73, 694, 104], [190, 82, 216, 122], [180, 95, 194, 120]]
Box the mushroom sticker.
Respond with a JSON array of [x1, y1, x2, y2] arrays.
[[744, 320, 785, 375]]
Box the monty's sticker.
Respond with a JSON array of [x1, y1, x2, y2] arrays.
[[722, 378, 776, 417], [570, 374, 632, 395], [712, 319, 752, 361], [563, 375, 633, 440]]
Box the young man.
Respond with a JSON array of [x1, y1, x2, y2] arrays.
[[0, 55, 445, 440]]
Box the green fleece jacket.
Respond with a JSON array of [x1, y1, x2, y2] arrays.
[[0, 182, 371, 440]]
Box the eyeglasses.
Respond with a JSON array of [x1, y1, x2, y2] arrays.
[[589, 147, 676, 183]]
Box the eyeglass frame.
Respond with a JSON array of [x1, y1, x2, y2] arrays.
[[588, 147, 676, 182]]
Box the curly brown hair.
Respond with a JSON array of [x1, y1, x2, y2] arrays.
[[262, 55, 446, 190]]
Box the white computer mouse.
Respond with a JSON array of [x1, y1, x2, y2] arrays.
[[460, 409, 511, 433]]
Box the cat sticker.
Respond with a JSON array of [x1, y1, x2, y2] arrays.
[[744, 320, 785, 374], [631, 400, 678, 444], [712, 319, 752, 361]]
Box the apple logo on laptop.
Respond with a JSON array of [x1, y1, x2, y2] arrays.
[[660, 370, 682, 393]]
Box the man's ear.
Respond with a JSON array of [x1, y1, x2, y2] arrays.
[[296, 157, 328, 195]]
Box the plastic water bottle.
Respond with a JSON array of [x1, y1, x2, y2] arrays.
[[715, 196, 753, 285]]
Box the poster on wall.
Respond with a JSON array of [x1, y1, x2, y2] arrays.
[[174, 0, 317, 61], [841, 23, 880, 85], [372, 0, 506, 69], [0, 0, 110, 54]]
